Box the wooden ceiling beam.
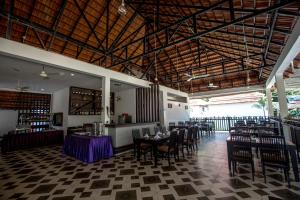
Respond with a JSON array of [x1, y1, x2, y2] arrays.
[[109, 0, 295, 67]]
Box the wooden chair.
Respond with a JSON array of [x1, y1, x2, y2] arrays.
[[158, 131, 178, 166], [169, 122, 175, 131], [177, 129, 185, 159], [230, 133, 255, 181], [132, 129, 152, 160], [142, 127, 151, 136], [259, 134, 290, 187], [192, 126, 200, 150], [183, 128, 194, 154]]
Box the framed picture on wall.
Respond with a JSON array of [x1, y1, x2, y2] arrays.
[[185, 105, 188, 110], [168, 103, 172, 108]]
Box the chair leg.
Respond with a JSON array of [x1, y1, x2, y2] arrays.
[[251, 161, 255, 181], [182, 147, 185, 158], [282, 168, 291, 188], [232, 161, 235, 177], [262, 164, 266, 183], [168, 152, 171, 166], [186, 145, 189, 155]]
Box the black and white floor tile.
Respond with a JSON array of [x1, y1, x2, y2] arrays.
[[1, 132, 300, 200]]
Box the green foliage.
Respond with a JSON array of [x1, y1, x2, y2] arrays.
[[252, 96, 267, 117]]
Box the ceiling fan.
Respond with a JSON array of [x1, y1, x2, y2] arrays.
[[39, 66, 64, 79], [184, 73, 209, 82], [207, 82, 218, 88], [15, 80, 30, 91]]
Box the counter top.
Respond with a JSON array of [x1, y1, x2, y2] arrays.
[[105, 122, 158, 128]]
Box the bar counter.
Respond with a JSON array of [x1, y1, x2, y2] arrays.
[[1, 130, 64, 153], [106, 122, 158, 152]]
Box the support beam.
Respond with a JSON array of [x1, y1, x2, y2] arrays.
[[260, 11, 278, 79], [266, 88, 274, 117], [47, 0, 68, 50], [276, 74, 288, 119], [6, 0, 14, 39], [60, 0, 90, 54], [110, 0, 295, 68]]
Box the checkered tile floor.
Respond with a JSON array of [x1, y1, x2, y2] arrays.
[[1, 132, 300, 200]]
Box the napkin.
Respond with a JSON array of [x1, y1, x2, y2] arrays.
[[154, 134, 161, 140]]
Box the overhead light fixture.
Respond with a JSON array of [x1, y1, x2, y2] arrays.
[[118, 0, 127, 16], [70, 73, 75, 76], [40, 70, 48, 77], [41, 88, 45, 91]]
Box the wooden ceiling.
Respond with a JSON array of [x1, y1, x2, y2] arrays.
[[0, 0, 299, 93]]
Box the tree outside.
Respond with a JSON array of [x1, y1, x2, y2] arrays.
[[252, 96, 267, 117]]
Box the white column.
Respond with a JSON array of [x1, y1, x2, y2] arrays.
[[159, 88, 168, 127], [276, 74, 291, 140], [266, 88, 274, 117], [276, 74, 288, 119], [101, 76, 111, 135]]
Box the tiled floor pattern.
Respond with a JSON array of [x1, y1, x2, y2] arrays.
[[1, 132, 300, 200]]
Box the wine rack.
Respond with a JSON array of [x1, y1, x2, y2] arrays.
[[0, 90, 51, 132], [69, 87, 102, 115]]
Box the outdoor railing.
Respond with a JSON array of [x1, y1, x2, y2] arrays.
[[190, 116, 270, 131]]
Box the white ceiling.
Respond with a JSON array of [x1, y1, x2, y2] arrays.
[[0, 54, 137, 93]]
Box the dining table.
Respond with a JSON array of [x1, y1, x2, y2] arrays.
[[136, 134, 170, 167], [226, 136, 299, 182], [63, 134, 113, 163]]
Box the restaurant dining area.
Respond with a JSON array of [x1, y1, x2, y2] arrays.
[[1, 0, 300, 199]]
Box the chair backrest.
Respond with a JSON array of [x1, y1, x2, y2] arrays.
[[169, 122, 175, 126], [132, 129, 141, 140], [192, 126, 198, 140], [161, 126, 167, 133], [234, 126, 250, 135], [177, 129, 185, 145], [235, 120, 245, 126], [259, 134, 288, 163], [187, 127, 193, 141], [178, 121, 184, 126], [169, 131, 178, 149], [142, 127, 150, 136], [230, 133, 252, 160], [154, 126, 160, 134], [258, 126, 277, 135]]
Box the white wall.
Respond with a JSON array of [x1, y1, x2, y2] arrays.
[[190, 102, 267, 118], [52, 87, 101, 133], [166, 101, 189, 125], [0, 110, 18, 136], [113, 88, 136, 123]]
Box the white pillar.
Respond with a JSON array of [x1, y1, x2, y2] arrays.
[[101, 76, 111, 135], [266, 88, 274, 117], [159, 89, 168, 127], [275, 74, 288, 119], [276, 74, 291, 140]]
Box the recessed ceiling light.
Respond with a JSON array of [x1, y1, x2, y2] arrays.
[[70, 73, 75, 76], [41, 88, 45, 91]]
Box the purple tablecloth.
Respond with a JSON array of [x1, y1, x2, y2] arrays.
[[63, 135, 113, 163]]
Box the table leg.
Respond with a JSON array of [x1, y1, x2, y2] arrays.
[[154, 144, 158, 167], [137, 141, 141, 162], [289, 149, 299, 182], [227, 141, 232, 176]]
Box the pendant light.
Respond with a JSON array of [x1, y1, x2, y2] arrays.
[[118, 0, 127, 16]]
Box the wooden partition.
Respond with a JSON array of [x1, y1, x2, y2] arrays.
[[136, 84, 159, 123]]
